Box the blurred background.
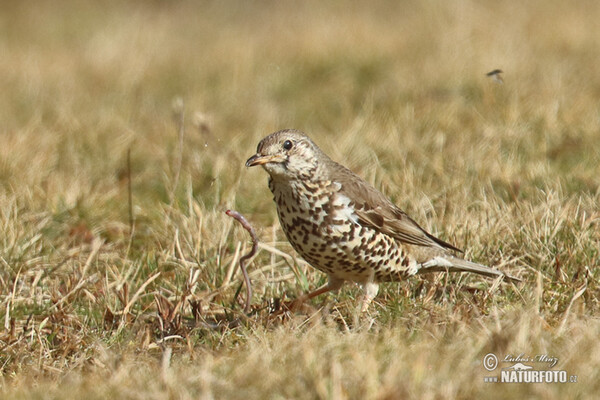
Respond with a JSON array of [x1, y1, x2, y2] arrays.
[[0, 1, 599, 397], [2, 0, 598, 218]]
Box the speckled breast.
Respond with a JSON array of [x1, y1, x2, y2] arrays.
[[269, 178, 412, 283]]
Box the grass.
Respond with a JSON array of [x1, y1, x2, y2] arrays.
[[0, 0, 599, 398]]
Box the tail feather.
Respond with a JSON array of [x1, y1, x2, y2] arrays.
[[419, 256, 521, 283]]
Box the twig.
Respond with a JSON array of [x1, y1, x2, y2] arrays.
[[225, 210, 258, 314]]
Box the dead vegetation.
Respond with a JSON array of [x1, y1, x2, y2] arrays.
[[0, 0, 599, 398]]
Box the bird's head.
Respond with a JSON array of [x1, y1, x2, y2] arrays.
[[246, 129, 323, 180]]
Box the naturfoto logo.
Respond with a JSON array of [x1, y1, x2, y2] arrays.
[[482, 352, 577, 384]]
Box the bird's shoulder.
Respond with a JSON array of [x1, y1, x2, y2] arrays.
[[329, 161, 461, 252]]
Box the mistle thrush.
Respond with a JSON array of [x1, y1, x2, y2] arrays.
[[246, 129, 519, 309]]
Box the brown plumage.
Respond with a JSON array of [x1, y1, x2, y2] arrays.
[[246, 129, 519, 309]]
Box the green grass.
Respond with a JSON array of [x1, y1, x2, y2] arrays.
[[0, 0, 599, 398]]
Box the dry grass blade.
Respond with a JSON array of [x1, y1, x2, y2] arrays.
[[118, 272, 161, 328], [127, 147, 134, 233], [557, 282, 587, 336], [49, 239, 103, 311]]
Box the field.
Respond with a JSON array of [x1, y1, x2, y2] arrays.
[[1, 0, 599, 398]]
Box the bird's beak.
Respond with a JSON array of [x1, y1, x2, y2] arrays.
[[245, 154, 283, 167]]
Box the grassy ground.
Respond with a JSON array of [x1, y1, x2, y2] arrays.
[[0, 0, 599, 398]]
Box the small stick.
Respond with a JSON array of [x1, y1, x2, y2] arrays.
[[225, 210, 257, 314]]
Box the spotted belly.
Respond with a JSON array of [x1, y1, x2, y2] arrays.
[[273, 184, 415, 283]]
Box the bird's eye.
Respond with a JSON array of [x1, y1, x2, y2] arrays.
[[283, 140, 293, 150]]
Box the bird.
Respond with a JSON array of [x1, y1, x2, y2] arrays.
[[245, 129, 519, 310], [486, 69, 504, 84]]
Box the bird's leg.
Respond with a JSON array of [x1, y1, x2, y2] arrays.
[[284, 277, 344, 311], [360, 282, 379, 313]]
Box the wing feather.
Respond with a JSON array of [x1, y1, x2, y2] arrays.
[[330, 161, 462, 253]]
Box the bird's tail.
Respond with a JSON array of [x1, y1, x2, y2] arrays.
[[418, 256, 521, 283]]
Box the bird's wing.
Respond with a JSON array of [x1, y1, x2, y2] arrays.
[[334, 164, 462, 252]]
